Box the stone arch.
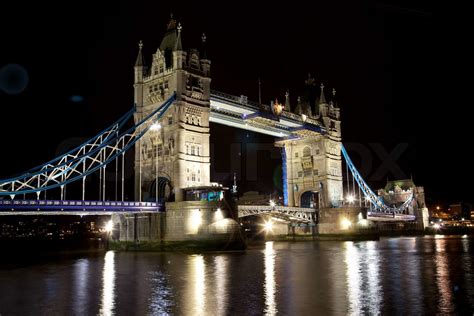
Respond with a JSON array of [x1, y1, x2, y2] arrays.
[[300, 190, 319, 209], [150, 176, 173, 203]]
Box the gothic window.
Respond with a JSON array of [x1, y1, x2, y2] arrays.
[[295, 153, 299, 158], [157, 144, 163, 156], [186, 144, 189, 154], [192, 173, 196, 181], [164, 81, 169, 89], [304, 170, 312, 177], [330, 121, 336, 129], [315, 148, 320, 155], [313, 169, 319, 176], [303, 146, 311, 157], [168, 116, 173, 125], [159, 65, 164, 73], [149, 86, 153, 93], [154, 67, 158, 75], [197, 117, 201, 126], [191, 146, 195, 155], [298, 171, 303, 177], [196, 147, 200, 156]]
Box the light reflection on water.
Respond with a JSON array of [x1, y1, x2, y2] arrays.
[[264, 241, 277, 315], [435, 238, 454, 314], [99, 251, 115, 316], [73, 259, 89, 314], [214, 256, 229, 316], [0, 237, 473, 315], [344, 241, 381, 315]]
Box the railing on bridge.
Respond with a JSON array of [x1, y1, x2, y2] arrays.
[[238, 205, 316, 223]]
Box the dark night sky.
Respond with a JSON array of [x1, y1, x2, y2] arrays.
[[0, 1, 467, 205]]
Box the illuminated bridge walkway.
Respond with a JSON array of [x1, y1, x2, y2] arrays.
[[0, 199, 161, 215]]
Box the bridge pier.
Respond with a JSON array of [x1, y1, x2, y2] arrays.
[[316, 207, 368, 234], [112, 200, 244, 250]]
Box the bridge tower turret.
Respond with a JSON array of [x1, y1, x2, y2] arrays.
[[133, 17, 211, 202]]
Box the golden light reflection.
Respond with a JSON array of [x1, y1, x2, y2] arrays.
[[344, 242, 362, 315], [365, 241, 381, 315], [434, 238, 454, 314], [191, 255, 206, 315], [214, 256, 229, 315], [264, 241, 277, 315], [100, 251, 115, 316]]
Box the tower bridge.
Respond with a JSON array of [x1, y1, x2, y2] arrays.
[[0, 17, 428, 243]]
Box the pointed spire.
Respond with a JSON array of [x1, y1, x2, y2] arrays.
[[319, 83, 327, 104], [331, 88, 338, 108], [174, 23, 183, 51], [305, 73, 315, 86], [232, 172, 238, 194], [285, 90, 290, 111], [166, 13, 177, 30], [295, 96, 303, 114], [201, 33, 208, 59], [135, 40, 144, 67]]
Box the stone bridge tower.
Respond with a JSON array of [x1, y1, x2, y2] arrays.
[[133, 17, 211, 202], [275, 77, 343, 209]]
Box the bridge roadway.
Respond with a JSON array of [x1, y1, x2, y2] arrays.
[[0, 199, 161, 215], [210, 90, 325, 138]]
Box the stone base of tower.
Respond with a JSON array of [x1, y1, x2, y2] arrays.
[[316, 207, 370, 235], [111, 201, 246, 251]]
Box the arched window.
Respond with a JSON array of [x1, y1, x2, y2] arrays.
[[303, 146, 311, 157]]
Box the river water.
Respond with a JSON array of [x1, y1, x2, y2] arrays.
[[0, 236, 473, 315]]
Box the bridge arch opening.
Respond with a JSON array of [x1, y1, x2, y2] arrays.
[[300, 190, 319, 209], [150, 176, 173, 203]]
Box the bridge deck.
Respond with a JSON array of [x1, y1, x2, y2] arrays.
[[0, 200, 162, 215]]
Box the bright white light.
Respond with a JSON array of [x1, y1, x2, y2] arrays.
[[150, 122, 161, 131], [433, 223, 440, 229], [264, 220, 273, 232], [189, 209, 202, 234], [365, 196, 371, 201], [347, 195, 355, 204], [358, 212, 363, 221], [341, 218, 352, 230], [301, 114, 307, 122], [104, 220, 113, 233], [269, 200, 276, 207], [214, 208, 224, 221]]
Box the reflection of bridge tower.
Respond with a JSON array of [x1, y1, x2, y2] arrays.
[[133, 17, 211, 202], [275, 78, 343, 208]]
